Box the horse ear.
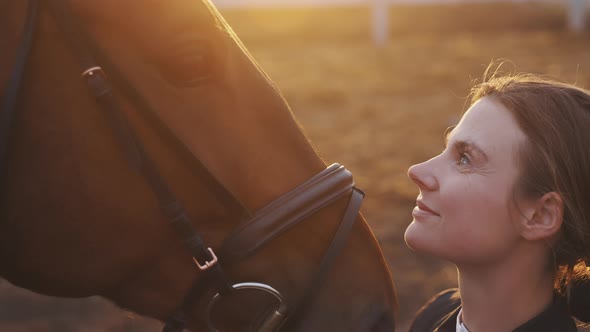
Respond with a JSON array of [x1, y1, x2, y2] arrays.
[[570, 276, 590, 323]]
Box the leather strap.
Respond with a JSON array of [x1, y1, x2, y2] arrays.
[[0, 0, 39, 178], [83, 41, 247, 217], [163, 165, 362, 332], [281, 188, 364, 329], [45, 0, 235, 319], [221, 164, 356, 262], [46, 0, 235, 275]]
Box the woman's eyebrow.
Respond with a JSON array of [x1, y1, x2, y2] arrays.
[[444, 129, 489, 161]]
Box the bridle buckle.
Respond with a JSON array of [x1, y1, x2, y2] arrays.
[[193, 247, 218, 271]]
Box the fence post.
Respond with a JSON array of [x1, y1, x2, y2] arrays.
[[372, 0, 389, 46], [569, 0, 586, 32]]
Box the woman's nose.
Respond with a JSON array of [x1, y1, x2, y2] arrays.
[[407, 160, 439, 191]]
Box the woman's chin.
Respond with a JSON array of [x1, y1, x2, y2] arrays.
[[404, 221, 431, 252], [404, 221, 423, 251]]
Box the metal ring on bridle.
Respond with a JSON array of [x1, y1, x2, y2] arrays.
[[80, 66, 104, 78], [205, 282, 288, 332]]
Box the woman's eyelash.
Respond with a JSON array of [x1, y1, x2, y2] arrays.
[[457, 152, 471, 166], [441, 145, 475, 168]]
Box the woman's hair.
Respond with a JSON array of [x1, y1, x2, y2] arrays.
[[469, 69, 590, 320]]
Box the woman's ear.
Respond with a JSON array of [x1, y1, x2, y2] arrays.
[[519, 192, 563, 241]]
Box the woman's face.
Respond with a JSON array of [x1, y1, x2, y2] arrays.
[[405, 96, 528, 266]]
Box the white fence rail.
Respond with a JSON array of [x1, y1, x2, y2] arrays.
[[570, 0, 587, 31], [212, 0, 588, 45]]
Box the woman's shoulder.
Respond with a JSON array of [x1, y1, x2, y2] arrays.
[[408, 288, 462, 332]]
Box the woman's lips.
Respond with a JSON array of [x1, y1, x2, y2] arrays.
[[413, 200, 440, 217]]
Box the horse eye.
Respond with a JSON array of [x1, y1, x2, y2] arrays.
[[157, 39, 217, 87]]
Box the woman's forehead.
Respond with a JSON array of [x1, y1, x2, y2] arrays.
[[450, 97, 526, 156]]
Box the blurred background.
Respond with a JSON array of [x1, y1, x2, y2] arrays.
[[2, 0, 590, 331]]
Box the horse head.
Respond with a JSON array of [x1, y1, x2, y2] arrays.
[[0, 0, 397, 330]]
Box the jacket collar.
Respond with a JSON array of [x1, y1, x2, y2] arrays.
[[433, 296, 576, 332]]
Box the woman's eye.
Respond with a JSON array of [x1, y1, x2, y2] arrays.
[[457, 153, 471, 167]]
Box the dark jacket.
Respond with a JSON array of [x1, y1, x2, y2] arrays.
[[408, 288, 577, 332]]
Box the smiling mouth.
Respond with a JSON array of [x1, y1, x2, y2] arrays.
[[415, 200, 440, 216]]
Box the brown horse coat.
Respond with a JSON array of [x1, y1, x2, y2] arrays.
[[0, 1, 397, 330]]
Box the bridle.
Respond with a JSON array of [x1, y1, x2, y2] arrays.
[[1, 0, 366, 331], [3, 1, 366, 330]]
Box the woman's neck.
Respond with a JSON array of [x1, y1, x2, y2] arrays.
[[457, 246, 555, 332]]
